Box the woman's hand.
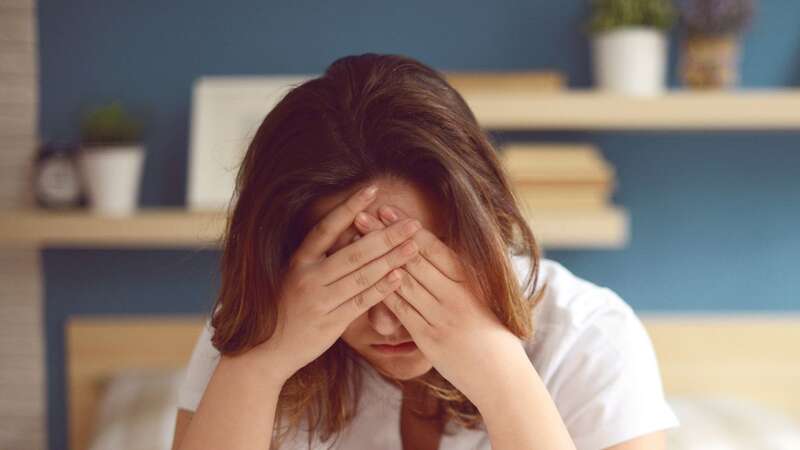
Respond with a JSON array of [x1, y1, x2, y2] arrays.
[[352, 204, 530, 410], [249, 185, 424, 383]]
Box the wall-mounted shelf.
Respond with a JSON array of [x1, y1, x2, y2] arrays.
[[0, 208, 226, 248], [460, 88, 800, 130], [0, 206, 629, 249], [23, 85, 799, 250]]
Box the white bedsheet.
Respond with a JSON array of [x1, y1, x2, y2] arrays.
[[88, 368, 186, 450], [86, 368, 800, 450], [665, 395, 800, 450]]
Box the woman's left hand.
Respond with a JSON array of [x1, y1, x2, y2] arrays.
[[352, 204, 531, 409]]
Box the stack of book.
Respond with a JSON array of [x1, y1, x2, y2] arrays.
[[443, 70, 566, 93], [500, 143, 617, 211]]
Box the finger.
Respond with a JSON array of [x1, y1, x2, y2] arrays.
[[293, 184, 378, 266], [323, 236, 420, 311], [353, 210, 386, 235], [382, 290, 430, 338], [394, 268, 447, 328], [327, 269, 402, 325], [378, 205, 466, 283], [402, 248, 466, 308], [317, 217, 421, 285]]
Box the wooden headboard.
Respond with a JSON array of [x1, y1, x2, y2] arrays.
[[642, 314, 800, 419], [65, 313, 800, 450], [66, 315, 205, 450]]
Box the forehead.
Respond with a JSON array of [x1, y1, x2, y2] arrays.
[[308, 177, 443, 234]]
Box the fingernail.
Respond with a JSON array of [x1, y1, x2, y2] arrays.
[[402, 219, 421, 235], [381, 206, 399, 222], [364, 212, 381, 227], [361, 184, 378, 200], [355, 212, 370, 226]]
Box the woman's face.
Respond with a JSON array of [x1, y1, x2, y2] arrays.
[[308, 176, 446, 381]]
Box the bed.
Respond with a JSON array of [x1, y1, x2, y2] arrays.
[[64, 313, 800, 450]]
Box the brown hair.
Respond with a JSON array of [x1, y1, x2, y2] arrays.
[[208, 53, 547, 449]]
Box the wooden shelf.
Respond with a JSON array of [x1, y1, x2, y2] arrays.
[[0, 208, 227, 248], [460, 88, 800, 130], [0, 207, 628, 249]]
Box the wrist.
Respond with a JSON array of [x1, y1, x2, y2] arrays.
[[472, 343, 537, 412], [219, 350, 292, 391], [472, 348, 576, 449]]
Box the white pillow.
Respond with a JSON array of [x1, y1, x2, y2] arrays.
[[88, 368, 186, 450], [665, 395, 800, 450]]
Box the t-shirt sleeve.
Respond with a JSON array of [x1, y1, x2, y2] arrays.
[[176, 318, 220, 412], [544, 288, 680, 450]]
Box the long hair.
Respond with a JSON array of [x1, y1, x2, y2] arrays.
[[208, 53, 547, 448]]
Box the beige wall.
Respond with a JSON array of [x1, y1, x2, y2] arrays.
[[0, 0, 46, 449]]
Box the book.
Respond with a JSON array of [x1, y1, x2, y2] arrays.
[[513, 183, 614, 209], [500, 143, 614, 183], [443, 71, 565, 93], [499, 142, 618, 209]]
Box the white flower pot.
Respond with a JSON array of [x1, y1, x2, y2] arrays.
[[592, 26, 668, 96], [77, 144, 145, 216]]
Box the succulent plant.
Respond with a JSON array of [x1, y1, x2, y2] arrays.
[[680, 0, 755, 35], [80, 102, 142, 145], [587, 0, 679, 34]]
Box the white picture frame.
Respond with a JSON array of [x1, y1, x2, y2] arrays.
[[187, 75, 317, 210]]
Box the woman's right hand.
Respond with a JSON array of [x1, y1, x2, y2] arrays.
[[248, 184, 423, 383]]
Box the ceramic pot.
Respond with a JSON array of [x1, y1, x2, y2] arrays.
[[77, 144, 145, 216], [592, 26, 669, 96], [680, 33, 740, 89]]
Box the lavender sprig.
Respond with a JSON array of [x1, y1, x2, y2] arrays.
[[680, 0, 755, 35]]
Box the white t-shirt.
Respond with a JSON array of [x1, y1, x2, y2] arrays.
[[177, 255, 680, 449]]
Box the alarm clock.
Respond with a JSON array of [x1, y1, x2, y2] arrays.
[[33, 143, 86, 209]]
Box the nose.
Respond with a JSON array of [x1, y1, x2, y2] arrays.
[[367, 301, 404, 336]]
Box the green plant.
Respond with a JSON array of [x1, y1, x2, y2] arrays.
[[80, 102, 142, 145], [586, 0, 678, 34]]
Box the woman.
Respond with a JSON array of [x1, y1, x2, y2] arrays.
[[172, 53, 679, 450]]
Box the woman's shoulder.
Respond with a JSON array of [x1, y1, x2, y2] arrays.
[[509, 254, 650, 375], [509, 254, 679, 448], [511, 254, 636, 331]]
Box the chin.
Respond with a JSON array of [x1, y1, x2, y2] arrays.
[[364, 351, 433, 381]]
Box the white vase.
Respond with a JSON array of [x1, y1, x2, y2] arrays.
[[77, 144, 145, 216], [591, 26, 668, 96]]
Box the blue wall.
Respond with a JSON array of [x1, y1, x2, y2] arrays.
[[38, 1, 800, 448]]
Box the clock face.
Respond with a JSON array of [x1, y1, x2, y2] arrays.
[[37, 155, 82, 205]]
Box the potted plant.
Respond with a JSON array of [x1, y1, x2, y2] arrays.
[[77, 102, 146, 216], [679, 0, 755, 89], [586, 0, 678, 96]]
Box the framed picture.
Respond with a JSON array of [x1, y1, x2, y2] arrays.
[[187, 75, 315, 210]]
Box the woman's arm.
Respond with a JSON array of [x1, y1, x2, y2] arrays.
[[176, 352, 286, 450], [355, 205, 576, 449], [170, 409, 193, 450], [176, 184, 421, 449], [474, 345, 576, 450]]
